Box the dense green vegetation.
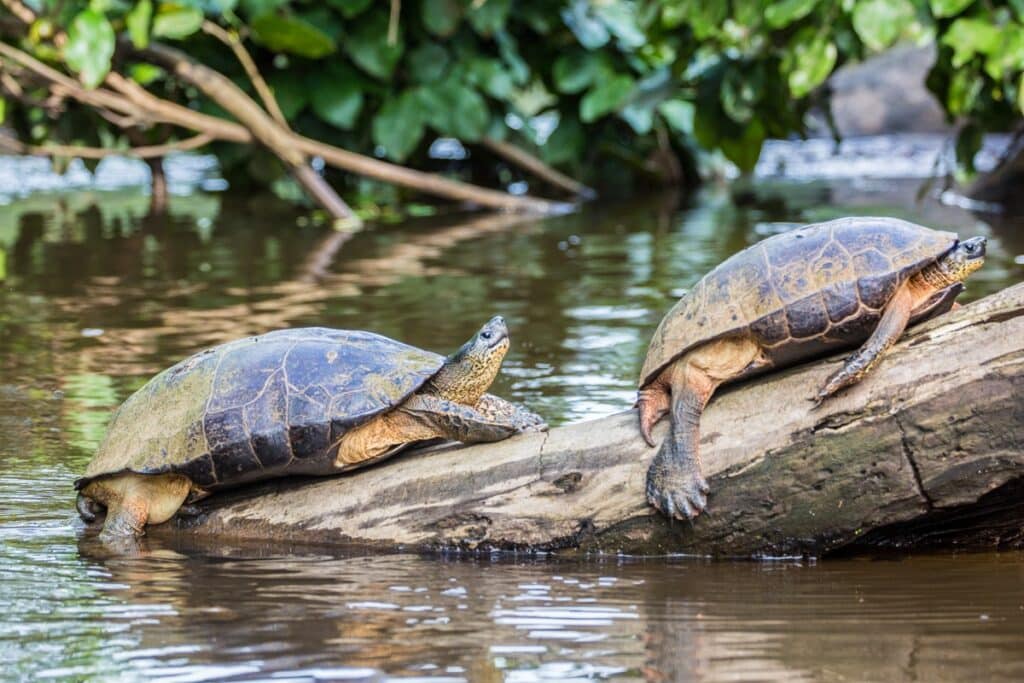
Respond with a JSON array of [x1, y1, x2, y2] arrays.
[[0, 0, 1020, 206]]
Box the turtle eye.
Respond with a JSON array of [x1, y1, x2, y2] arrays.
[[964, 242, 976, 254], [481, 331, 492, 340]]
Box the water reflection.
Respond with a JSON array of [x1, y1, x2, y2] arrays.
[[63, 538, 1024, 682], [1, 164, 1023, 680]]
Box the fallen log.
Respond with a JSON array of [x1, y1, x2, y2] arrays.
[[161, 283, 1024, 557]]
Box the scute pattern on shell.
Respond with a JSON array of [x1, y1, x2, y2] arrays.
[[639, 218, 957, 387], [77, 328, 445, 489]]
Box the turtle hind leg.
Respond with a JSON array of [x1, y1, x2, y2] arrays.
[[87, 473, 192, 539], [814, 282, 913, 406], [101, 496, 150, 539], [645, 363, 715, 520], [646, 338, 764, 520], [637, 381, 670, 447], [76, 492, 102, 523]]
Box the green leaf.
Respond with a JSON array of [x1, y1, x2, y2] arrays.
[[126, 0, 152, 49], [251, 12, 337, 58], [421, 0, 462, 37], [267, 73, 307, 118], [983, 24, 1024, 80], [408, 43, 450, 83], [785, 31, 837, 97], [64, 10, 115, 89], [466, 58, 514, 99], [942, 18, 1002, 68], [552, 51, 602, 94], [852, 0, 915, 52], [129, 62, 164, 85], [373, 92, 424, 162], [764, 0, 818, 28], [721, 66, 759, 123], [152, 3, 203, 39], [945, 66, 982, 115], [310, 76, 363, 130], [0, 98, 5, 124], [0, 247, 6, 282], [561, 0, 610, 49], [327, 0, 372, 18], [467, 0, 510, 36], [720, 119, 765, 172], [593, 1, 645, 48], [662, 0, 727, 38], [346, 11, 404, 79], [658, 99, 695, 136], [929, 0, 974, 18], [955, 122, 982, 175], [414, 82, 489, 140], [580, 74, 634, 122], [448, 84, 489, 141], [495, 30, 530, 85], [542, 114, 585, 165], [620, 68, 673, 134], [239, 0, 287, 16]]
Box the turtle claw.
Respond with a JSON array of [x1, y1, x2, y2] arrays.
[[645, 452, 709, 521]]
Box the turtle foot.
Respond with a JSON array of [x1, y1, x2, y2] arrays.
[[475, 394, 547, 432], [645, 451, 709, 520]]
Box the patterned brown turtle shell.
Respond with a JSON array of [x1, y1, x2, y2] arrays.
[[76, 328, 444, 491], [639, 217, 958, 388]]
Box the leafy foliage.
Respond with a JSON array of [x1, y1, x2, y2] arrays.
[[1, 0, 1020, 199]]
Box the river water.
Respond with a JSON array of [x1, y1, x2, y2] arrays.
[[1, 149, 1023, 680]]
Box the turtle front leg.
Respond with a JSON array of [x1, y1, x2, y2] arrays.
[[475, 393, 547, 432], [401, 394, 528, 444], [815, 282, 913, 405]]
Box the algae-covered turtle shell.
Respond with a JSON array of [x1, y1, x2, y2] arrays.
[[76, 328, 444, 491], [639, 217, 957, 388]]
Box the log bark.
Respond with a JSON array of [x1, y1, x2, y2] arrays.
[[161, 283, 1024, 557]]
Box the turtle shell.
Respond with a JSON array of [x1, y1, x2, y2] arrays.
[[639, 217, 958, 387], [76, 328, 444, 490]]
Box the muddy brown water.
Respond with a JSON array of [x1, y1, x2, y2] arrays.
[[1, 165, 1023, 680]]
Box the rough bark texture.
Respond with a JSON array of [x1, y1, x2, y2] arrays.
[[161, 283, 1024, 557]]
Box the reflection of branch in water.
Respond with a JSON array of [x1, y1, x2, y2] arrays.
[[296, 229, 355, 283], [52, 212, 539, 377]]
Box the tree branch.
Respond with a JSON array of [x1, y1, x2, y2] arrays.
[[200, 21, 289, 130], [0, 25, 569, 214], [481, 136, 596, 199], [0, 131, 214, 158]]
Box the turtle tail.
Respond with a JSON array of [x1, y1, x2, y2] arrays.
[[76, 492, 101, 523]]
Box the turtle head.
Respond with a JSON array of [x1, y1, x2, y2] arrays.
[[430, 316, 510, 404], [934, 236, 986, 284]]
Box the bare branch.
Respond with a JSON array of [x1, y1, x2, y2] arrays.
[[0, 0, 35, 25], [482, 136, 596, 199], [388, 0, 401, 46], [0, 22, 568, 214], [201, 20, 289, 130], [0, 131, 214, 158]]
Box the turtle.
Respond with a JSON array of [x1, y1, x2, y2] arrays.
[[75, 316, 546, 538], [637, 217, 987, 520]]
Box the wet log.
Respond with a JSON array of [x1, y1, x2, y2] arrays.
[[164, 283, 1024, 557]]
